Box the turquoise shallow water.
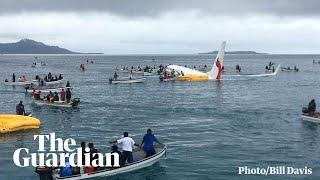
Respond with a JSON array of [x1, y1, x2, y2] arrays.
[[0, 54, 320, 180]]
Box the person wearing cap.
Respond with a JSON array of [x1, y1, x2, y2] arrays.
[[140, 129, 162, 158], [16, 101, 25, 115], [110, 145, 122, 168], [109, 132, 139, 167]]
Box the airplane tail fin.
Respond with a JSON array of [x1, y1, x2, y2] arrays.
[[271, 64, 281, 75], [207, 41, 226, 80]]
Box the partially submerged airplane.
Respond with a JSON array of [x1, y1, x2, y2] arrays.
[[167, 41, 226, 81], [166, 41, 280, 80]]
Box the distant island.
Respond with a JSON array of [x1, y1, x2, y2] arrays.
[[199, 51, 267, 54], [0, 39, 103, 54]]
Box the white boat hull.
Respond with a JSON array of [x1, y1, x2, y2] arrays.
[[301, 115, 320, 123], [33, 98, 79, 108], [110, 78, 145, 84], [44, 79, 64, 86], [53, 144, 167, 180], [27, 87, 72, 94], [4, 80, 38, 86], [163, 78, 175, 82]]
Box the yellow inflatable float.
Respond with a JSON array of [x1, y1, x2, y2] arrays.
[[0, 114, 40, 133]]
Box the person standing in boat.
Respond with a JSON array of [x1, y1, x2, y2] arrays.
[[114, 72, 118, 80], [12, 73, 15, 82], [110, 145, 122, 168], [48, 72, 52, 80], [58, 152, 72, 177], [53, 92, 60, 102], [140, 129, 162, 158], [308, 99, 316, 115], [66, 88, 72, 103], [129, 70, 133, 80], [109, 132, 140, 167], [61, 89, 66, 102], [16, 101, 25, 115], [66, 81, 70, 87]]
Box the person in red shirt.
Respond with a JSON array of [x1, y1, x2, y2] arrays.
[[31, 89, 36, 99], [164, 73, 168, 79], [60, 89, 66, 101]]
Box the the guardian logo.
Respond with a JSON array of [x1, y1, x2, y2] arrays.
[[13, 133, 119, 167]]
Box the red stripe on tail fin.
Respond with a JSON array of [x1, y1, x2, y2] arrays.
[[215, 58, 222, 80]]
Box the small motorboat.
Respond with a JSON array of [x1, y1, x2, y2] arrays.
[[280, 67, 293, 72], [109, 78, 145, 84], [160, 76, 176, 82], [281, 66, 299, 72], [26, 87, 72, 94], [4, 80, 38, 86], [44, 79, 64, 86], [32, 98, 80, 108], [46, 144, 167, 180], [301, 113, 320, 123], [301, 107, 320, 123]]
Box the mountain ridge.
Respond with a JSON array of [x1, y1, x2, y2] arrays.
[[0, 39, 102, 54]]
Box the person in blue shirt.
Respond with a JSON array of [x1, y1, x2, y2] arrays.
[[59, 153, 72, 177], [140, 129, 162, 158], [16, 101, 25, 115]]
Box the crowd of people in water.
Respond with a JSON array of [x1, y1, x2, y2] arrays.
[[79, 60, 94, 71], [56, 129, 162, 177], [80, 64, 85, 71], [236, 65, 241, 72]]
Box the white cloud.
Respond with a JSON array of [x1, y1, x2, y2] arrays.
[[0, 12, 319, 54]]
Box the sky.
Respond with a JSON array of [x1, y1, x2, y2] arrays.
[[0, 0, 320, 54]]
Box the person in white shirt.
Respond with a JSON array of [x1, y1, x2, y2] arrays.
[[109, 132, 140, 166]]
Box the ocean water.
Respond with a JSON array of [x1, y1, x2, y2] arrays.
[[0, 54, 320, 180]]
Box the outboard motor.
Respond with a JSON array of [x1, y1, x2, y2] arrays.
[[71, 98, 80, 106], [109, 78, 113, 83], [35, 166, 53, 180], [302, 107, 309, 114]]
